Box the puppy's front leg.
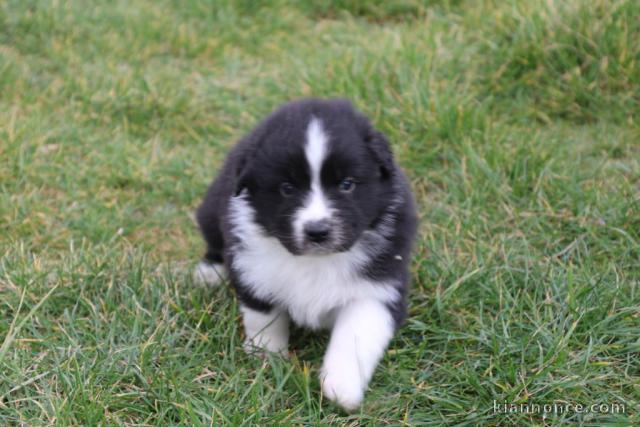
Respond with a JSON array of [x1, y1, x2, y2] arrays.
[[241, 305, 290, 356], [320, 299, 395, 411]]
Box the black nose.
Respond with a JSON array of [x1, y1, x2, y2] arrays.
[[304, 220, 331, 243]]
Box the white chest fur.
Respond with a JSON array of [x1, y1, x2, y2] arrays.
[[228, 195, 398, 329]]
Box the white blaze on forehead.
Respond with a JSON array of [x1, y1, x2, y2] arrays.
[[293, 118, 332, 244], [305, 118, 328, 178]]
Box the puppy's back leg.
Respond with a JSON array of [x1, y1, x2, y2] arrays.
[[193, 257, 226, 287], [193, 184, 228, 287]]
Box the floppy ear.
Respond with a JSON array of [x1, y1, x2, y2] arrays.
[[233, 148, 256, 196], [365, 128, 394, 180]]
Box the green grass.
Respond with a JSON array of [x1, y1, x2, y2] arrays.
[[1, 0, 639, 424]]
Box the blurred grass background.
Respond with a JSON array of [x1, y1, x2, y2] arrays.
[[1, 0, 639, 424]]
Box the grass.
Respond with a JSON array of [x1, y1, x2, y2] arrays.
[[1, 0, 639, 424]]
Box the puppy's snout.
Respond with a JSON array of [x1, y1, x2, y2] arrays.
[[304, 220, 331, 243]]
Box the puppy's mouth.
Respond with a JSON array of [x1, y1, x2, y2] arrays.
[[291, 220, 354, 255], [300, 242, 346, 256], [278, 234, 352, 256], [293, 234, 356, 256]]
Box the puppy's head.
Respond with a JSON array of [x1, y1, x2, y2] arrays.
[[236, 99, 395, 255]]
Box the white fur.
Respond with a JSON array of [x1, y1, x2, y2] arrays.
[[229, 194, 399, 330], [320, 299, 395, 411], [241, 305, 290, 356], [293, 118, 333, 246], [192, 261, 226, 287]]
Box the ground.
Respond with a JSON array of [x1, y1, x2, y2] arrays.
[[1, 0, 639, 425]]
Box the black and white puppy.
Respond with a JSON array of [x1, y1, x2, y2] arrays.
[[194, 98, 417, 411]]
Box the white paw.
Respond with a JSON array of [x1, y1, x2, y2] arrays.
[[192, 261, 226, 287], [320, 367, 364, 411], [243, 338, 289, 358], [241, 307, 290, 358]]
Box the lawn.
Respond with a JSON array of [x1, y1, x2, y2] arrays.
[[1, 0, 639, 425]]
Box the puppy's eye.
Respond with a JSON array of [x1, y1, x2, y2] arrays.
[[338, 177, 356, 193], [280, 182, 295, 197]]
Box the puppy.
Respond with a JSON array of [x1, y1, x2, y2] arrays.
[[194, 98, 417, 411]]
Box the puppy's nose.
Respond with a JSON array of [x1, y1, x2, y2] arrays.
[[304, 220, 331, 243]]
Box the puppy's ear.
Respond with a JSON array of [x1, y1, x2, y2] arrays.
[[234, 150, 255, 196], [365, 128, 394, 180]]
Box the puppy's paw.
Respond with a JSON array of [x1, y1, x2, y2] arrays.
[[192, 261, 226, 287], [320, 367, 364, 412], [243, 338, 289, 359]]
